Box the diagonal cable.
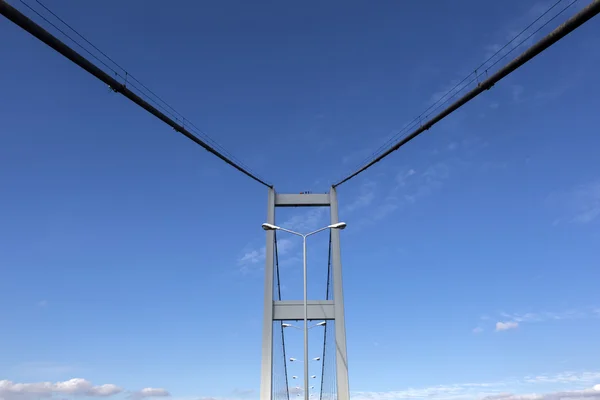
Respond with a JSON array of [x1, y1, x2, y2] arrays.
[[26, 0, 260, 177], [354, 0, 568, 170], [1, 0, 272, 187], [334, 0, 599, 187]]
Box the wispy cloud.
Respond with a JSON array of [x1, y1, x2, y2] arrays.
[[423, 0, 580, 126], [477, 307, 599, 333], [473, 327, 484, 334], [344, 180, 377, 213], [481, 387, 600, 400], [0, 378, 123, 399], [37, 300, 48, 308], [342, 161, 452, 230], [484, 0, 581, 66], [511, 85, 525, 103], [547, 180, 600, 225], [232, 388, 255, 397], [130, 388, 171, 399], [387, 163, 450, 208], [237, 208, 328, 272], [523, 371, 600, 385], [496, 321, 519, 331], [500, 310, 590, 323], [238, 247, 265, 266], [283, 207, 328, 232], [350, 371, 600, 400]]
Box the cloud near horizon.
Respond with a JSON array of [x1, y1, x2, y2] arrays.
[[0, 379, 169, 400], [130, 388, 171, 399], [350, 370, 600, 400]]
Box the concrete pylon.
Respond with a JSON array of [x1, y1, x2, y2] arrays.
[[259, 187, 350, 400]]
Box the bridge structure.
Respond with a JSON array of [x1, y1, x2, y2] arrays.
[[261, 188, 349, 400], [1, 1, 599, 400]]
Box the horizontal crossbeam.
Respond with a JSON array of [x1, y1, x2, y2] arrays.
[[275, 193, 330, 207], [273, 300, 335, 320]]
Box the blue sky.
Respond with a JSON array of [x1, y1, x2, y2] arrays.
[[1, 1, 600, 400]]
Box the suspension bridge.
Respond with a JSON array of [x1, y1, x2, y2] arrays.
[[1, 1, 599, 400]]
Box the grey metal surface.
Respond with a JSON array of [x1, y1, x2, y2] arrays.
[[261, 189, 351, 400], [329, 187, 350, 400], [273, 301, 335, 320], [275, 193, 330, 207], [303, 238, 309, 400], [260, 188, 276, 400]]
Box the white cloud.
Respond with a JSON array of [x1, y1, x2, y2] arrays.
[[350, 372, 600, 400], [396, 168, 416, 187], [476, 308, 598, 333], [523, 372, 600, 385], [276, 238, 294, 255], [0, 378, 122, 398], [90, 384, 122, 396], [131, 388, 170, 399], [482, 386, 600, 400], [512, 85, 525, 103], [344, 180, 377, 213], [352, 383, 497, 400], [496, 321, 519, 331], [238, 248, 265, 265], [345, 191, 375, 212], [238, 236, 296, 269], [348, 162, 453, 230], [500, 310, 587, 323], [232, 388, 255, 397], [547, 180, 600, 225], [566, 181, 600, 224], [473, 327, 484, 334], [281, 207, 327, 232], [237, 207, 328, 270]]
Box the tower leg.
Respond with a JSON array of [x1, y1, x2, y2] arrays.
[[260, 188, 276, 400], [330, 187, 350, 400]]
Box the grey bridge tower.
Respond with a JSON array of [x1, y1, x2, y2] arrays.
[[259, 187, 350, 400]]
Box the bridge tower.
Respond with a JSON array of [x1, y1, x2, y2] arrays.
[[259, 187, 350, 400]]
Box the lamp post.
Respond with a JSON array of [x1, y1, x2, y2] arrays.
[[262, 221, 347, 400], [282, 321, 326, 330], [289, 357, 321, 362]]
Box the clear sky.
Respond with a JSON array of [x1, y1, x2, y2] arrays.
[[1, 1, 599, 400]]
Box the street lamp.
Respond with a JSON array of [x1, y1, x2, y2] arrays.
[[262, 221, 346, 400], [289, 357, 321, 362], [283, 321, 326, 329]]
